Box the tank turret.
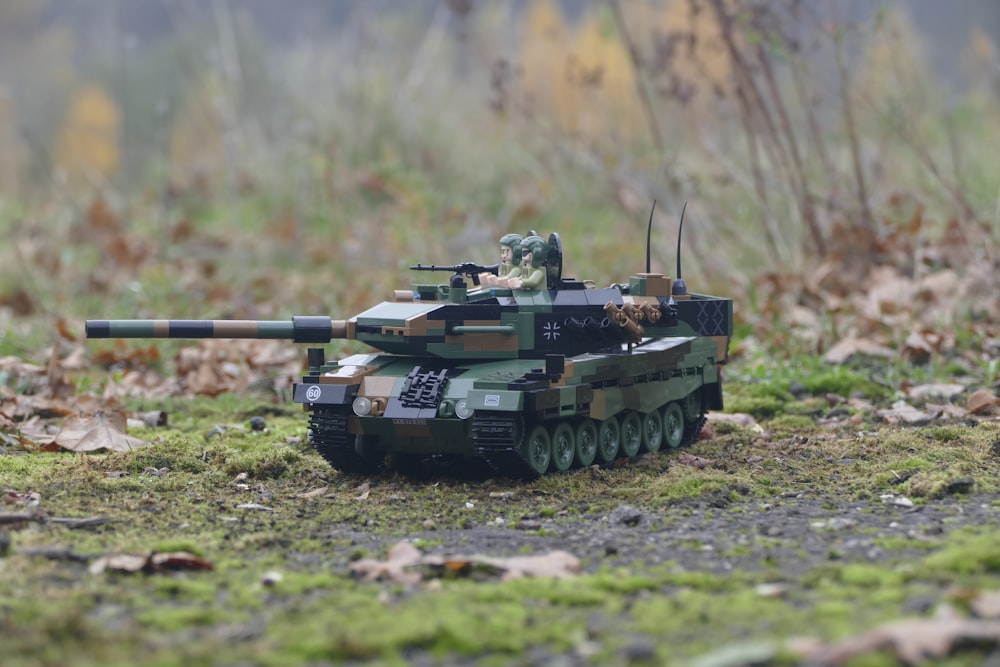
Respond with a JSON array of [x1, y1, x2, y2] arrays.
[[86, 221, 732, 479]]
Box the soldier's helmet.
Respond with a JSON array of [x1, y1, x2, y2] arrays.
[[499, 233, 522, 258], [519, 235, 548, 268]]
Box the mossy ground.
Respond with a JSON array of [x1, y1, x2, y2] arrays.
[[2, 382, 999, 666]]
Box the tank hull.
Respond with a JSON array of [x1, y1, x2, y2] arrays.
[[296, 335, 722, 478]]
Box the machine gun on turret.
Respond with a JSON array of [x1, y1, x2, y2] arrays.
[[409, 262, 498, 286]]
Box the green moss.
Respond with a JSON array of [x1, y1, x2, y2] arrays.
[[800, 368, 887, 399], [921, 531, 1000, 576], [725, 396, 784, 419], [766, 414, 815, 433]]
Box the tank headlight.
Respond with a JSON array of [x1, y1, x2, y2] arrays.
[[455, 399, 474, 420], [352, 396, 372, 416], [438, 400, 455, 418]]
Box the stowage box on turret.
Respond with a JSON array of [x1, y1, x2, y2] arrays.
[[87, 224, 732, 479]]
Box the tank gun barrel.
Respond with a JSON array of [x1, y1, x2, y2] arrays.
[[85, 316, 347, 343]]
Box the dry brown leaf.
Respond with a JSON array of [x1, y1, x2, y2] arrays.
[[350, 541, 423, 585], [149, 551, 215, 572], [906, 384, 965, 400], [89, 550, 214, 575], [802, 616, 1000, 666], [971, 591, 1000, 620], [3, 491, 41, 506], [877, 401, 932, 425], [967, 389, 999, 415], [477, 551, 581, 581], [924, 402, 970, 420], [44, 411, 147, 452], [677, 452, 718, 469], [55, 318, 79, 343], [295, 486, 329, 499], [350, 541, 582, 585], [824, 336, 895, 365], [706, 412, 759, 428], [89, 553, 148, 575]]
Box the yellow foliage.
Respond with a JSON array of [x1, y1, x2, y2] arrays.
[[567, 13, 641, 142], [659, 0, 735, 105], [520, 1, 642, 145], [517, 0, 738, 142], [520, 0, 570, 119], [52, 84, 120, 183]]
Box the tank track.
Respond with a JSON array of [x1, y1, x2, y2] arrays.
[[471, 412, 540, 480], [682, 412, 708, 448], [472, 406, 708, 479], [308, 407, 380, 474]]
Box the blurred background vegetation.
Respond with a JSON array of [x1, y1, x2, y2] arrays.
[[0, 0, 997, 377]]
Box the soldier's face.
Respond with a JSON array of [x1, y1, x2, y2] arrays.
[[500, 245, 512, 264], [522, 251, 532, 268]]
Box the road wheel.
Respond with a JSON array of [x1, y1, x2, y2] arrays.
[[522, 424, 551, 476], [549, 422, 575, 472], [641, 410, 663, 452], [620, 412, 642, 457], [574, 419, 598, 467], [596, 416, 621, 463], [662, 401, 685, 449]]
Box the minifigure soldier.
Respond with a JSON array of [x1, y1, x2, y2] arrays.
[[481, 233, 523, 287], [507, 235, 547, 290]]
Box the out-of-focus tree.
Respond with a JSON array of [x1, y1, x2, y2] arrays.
[[0, 91, 27, 197], [568, 10, 640, 147], [51, 85, 120, 187], [520, 0, 573, 130], [167, 74, 225, 192], [655, 0, 735, 111], [856, 7, 929, 105]]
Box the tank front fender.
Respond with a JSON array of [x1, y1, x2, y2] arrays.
[[293, 382, 355, 406]]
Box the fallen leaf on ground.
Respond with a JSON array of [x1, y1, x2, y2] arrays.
[[90, 551, 214, 575], [967, 389, 999, 415], [42, 411, 147, 452], [474, 550, 581, 581], [706, 413, 761, 430], [905, 383, 965, 400], [677, 452, 718, 469], [351, 541, 423, 585], [350, 541, 582, 585], [972, 591, 1000, 619], [3, 491, 41, 507], [823, 336, 895, 365], [295, 486, 329, 499], [877, 401, 932, 425], [799, 616, 1000, 666]]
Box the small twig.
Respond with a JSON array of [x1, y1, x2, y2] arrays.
[[0, 512, 114, 529], [50, 516, 117, 529], [16, 546, 97, 563], [0, 511, 43, 526]]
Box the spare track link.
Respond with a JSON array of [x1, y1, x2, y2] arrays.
[[472, 411, 540, 480], [308, 407, 379, 473]]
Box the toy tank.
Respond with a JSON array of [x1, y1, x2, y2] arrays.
[[86, 225, 732, 479]]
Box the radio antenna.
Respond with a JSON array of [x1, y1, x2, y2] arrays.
[[645, 200, 656, 273], [672, 202, 688, 296]]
